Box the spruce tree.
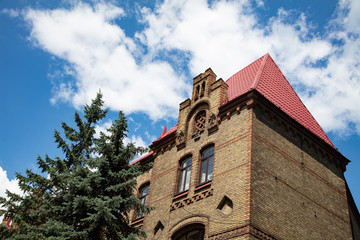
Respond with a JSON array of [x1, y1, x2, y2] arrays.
[[0, 93, 152, 239]]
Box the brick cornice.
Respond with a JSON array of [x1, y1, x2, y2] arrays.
[[149, 132, 176, 155], [208, 224, 279, 240], [218, 89, 349, 172]]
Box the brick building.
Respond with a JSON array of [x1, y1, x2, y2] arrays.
[[130, 54, 360, 239]]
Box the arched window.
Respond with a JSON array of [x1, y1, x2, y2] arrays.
[[199, 146, 214, 184], [172, 223, 205, 240], [178, 157, 192, 193], [137, 183, 150, 218]]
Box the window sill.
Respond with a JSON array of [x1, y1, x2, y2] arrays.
[[195, 181, 212, 192], [131, 217, 144, 225], [173, 190, 188, 201]]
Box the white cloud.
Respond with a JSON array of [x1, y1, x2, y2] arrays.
[[124, 135, 148, 149], [23, 2, 190, 120], [0, 167, 22, 200], [0, 166, 23, 223], [1, 8, 20, 17], [139, 0, 360, 135], [96, 120, 149, 148], [95, 120, 113, 138], [145, 131, 157, 142], [17, 0, 360, 135]]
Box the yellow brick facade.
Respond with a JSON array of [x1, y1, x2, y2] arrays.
[[132, 68, 356, 240]]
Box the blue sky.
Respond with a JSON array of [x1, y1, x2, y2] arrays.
[[1, 0, 360, 209]]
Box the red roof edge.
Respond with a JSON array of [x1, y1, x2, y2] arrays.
[[151, 124, 178, 144], [160, 125, 167, 138], [130, 151, 154, 165]]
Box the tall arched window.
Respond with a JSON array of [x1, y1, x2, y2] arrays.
[[172, 223, 205, 240], [178, 157, 192, 193], [137, 183, 149, 218], [199, 146, 214, 184]]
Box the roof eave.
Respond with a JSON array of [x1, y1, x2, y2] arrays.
[[219, 89, 350, 171]]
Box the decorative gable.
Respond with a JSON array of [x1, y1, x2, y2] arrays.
[[149, 53, 335, 156], [175, 68, 228, 148]]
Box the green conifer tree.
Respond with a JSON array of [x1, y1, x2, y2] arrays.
[[0, 93, 152, 239]]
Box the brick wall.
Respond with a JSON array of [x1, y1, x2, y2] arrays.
[[133, 69, 353, 239], [136, 108, 254, 239], [251, 106, 352, 239]]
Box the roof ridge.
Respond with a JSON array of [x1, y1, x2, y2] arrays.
[[256, 55, 334, 148], [226, 53, 334, 149], [252, 53, 269, 90], [271, 57, 333, 147]]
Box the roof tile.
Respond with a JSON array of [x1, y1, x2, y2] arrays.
[[136, 53, 334, 165], [226, 53, 334, 148]]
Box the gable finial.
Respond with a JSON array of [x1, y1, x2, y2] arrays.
[[160, 125, 167, 138]]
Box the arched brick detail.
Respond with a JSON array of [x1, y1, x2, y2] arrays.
[[168, 215, 210, 239], [186, 101, 210, 138]]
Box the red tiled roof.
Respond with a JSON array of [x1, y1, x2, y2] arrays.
[[226, 53, 334, 148], [152, 124, 178, 144], [135, 53, 334, 166], [130, 151, 154, 165]]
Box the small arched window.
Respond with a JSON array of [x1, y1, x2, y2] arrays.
[[199, 146, 214, 184], [178, 157, 192, 193], [172, 223, 205, 240], [137, 183, 150, 218], [195, 85, 200, 100], [200, 81, 205, 96]]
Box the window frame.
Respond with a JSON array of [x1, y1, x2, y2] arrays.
[[199, 145, 214, 185], [172, 223, 205, 240], [177, 157, 192, 194], [136, 183, 150, 219]]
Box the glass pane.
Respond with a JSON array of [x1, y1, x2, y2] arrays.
[[200, 160, 207, 183], [137, 211, 144, 218], [142, 195, 148, 205], [185, 166, 191, 190], [178, 169, 185, 192], [173, 226, 204, 240], [187, 230, 203, 240], [207, 156, 213, 181], [203, 147, 214, 158], [141, 185, 149, 196], [183, 158, 192, 167]]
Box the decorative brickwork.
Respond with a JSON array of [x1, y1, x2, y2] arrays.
[[170, 189, 213, 211], [208, 224, 278, 240], [133, 56, 358, 239]]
